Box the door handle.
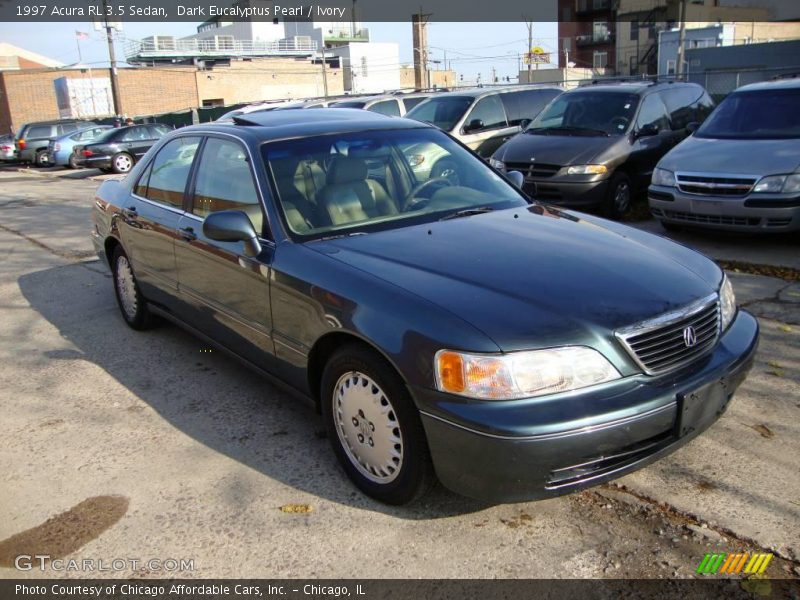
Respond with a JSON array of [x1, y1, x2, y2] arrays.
[[178, 226, 197, 242], [121, 206, 137, 218]]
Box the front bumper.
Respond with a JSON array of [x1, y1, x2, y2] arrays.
[[414, 310, 759, 503], [649, 185, 800, 232], [524, 178, 609, 208]]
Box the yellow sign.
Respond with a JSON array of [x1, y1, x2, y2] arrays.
[[524, 48, 550, 65]]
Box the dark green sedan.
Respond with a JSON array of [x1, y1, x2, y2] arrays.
[[91, 109, 758, 505]]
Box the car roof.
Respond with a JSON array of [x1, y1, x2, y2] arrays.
[[179, 108, 430, 142], [571, 80, 700, 95], [22, 119, 92, 127], [736, 76, 800, 92], [412, 85, 561, 100]]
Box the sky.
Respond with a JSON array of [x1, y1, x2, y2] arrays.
[[0, 21, 559, 82]]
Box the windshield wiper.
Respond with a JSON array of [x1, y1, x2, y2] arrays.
[[527, 126, 609, 137], [311, 231, 368, 242], [439, 206, 495, 221]]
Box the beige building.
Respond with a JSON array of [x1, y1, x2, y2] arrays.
[[399, 66, 456, 90], [614, 0, 780, 75]]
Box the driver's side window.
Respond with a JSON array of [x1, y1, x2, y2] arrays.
[[463, 95, 508, 132], [636, 94, 670, 133]]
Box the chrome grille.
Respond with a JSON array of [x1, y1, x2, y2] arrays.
[[676, 173, 757, 197], [505, 162, 561, 179], [616, 294, 720, 375]]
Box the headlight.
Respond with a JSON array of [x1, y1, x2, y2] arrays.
[[719, 274, 736, 332], [489, 158, 505, 170], [753, 175, 785, 193], [435, 347, 620, 400], [651, 167, 676, 187], [781, 174, 800, 193], [565, 164, 608, 176]]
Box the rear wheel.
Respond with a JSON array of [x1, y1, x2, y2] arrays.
[[35, 149, 49, 167], [111, 152, 133, 174], [603, 172, 633, 220], [321, 344, 435, 505], [67, 154, 79, 169], [111, 246, 155, 330]]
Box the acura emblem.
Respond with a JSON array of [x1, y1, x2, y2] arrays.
[[683, 326, 697, 348]]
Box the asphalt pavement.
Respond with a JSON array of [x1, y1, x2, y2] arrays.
[[0, 167, 798, 579]]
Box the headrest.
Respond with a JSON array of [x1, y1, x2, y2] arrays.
[[327, 156, 368, 185]]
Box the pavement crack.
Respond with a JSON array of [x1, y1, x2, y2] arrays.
[[0, 222, 95, 262]]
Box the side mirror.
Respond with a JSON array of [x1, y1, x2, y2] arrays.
[[635, 123, 658, 138], [203, 210, 262, 258], [519, 118, 531, 131], [506, 170, 525, 189], [686, 121, 699, 134], [464, 118, 485, 133]]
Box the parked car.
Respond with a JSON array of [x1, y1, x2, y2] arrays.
[[649, 77, 800, 232], [0, 134, 15, 162], [332, 93, 435, 117], [14, 119, 98, 166], [404, 85, 563, 157], [92, 108, 757, 505], [490, 80, 714, 218], [46, 125, 113, 168], [74, 124, 172, 173]]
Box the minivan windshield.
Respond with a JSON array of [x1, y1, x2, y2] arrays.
[[263, 127, 527, 240], [526, 91, 640, 136], [405, 96, 474, 131], [695, 88, 800, 139]]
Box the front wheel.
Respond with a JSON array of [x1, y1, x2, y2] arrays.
[[111, 152, 133, 174], [603, 172, 633, 220], [321, 345, 435, 505], [111, 246, 155, 330], [67, 154, 79, 169]]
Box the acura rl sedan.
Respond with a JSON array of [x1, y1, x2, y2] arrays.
[[91, 109, 758, 505]]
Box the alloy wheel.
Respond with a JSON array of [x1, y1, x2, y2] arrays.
[[115, 255, 138, 320]]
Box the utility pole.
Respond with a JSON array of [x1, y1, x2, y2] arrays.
[[524, 18, 533, 83], [320, 45, 328, 97], [101, 0, 122, 116], [412, 8, 431, 90], [676, 0, 687, 78]]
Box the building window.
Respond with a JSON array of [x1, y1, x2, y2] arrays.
[[593, 21, 609, 42], [593, 51, 608, 68], [631, 21, 639, 41], [666, 59, 676, 75]]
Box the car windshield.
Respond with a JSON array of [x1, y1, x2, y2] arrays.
[[526, 91, 640, 136], [262, 127, 528, 240], [405, 96, 474, 131], [695, 89, 800, 139]]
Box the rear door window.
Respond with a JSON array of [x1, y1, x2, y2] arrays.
[[368, 100, 402, 117], [138, 136, 200, 208], [464, 95, 508, 131], [26, 125, 52, 139], [402, 96, 427, 112], [660, 86, 703, 130]]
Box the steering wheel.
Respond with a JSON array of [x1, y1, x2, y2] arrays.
[[403, 177, 453, 211], [610, 116, 629, 132]]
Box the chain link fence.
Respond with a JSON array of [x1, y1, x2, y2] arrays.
[[686, 66, 800, 103]]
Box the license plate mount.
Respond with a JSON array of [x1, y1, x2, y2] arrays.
[[677, 379, 730, 438]]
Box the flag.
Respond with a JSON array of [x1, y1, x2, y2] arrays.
[[75, 31, 89, 40]]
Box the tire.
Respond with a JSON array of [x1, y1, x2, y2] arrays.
[[111, 246, 155, 330], [660, 220, 682, 232], [67, 154, 79, 169], [603, 172, 633, 220], [111, 152, 133, 174], [35, 149, 49, 167], [321, 344, 435, 505]]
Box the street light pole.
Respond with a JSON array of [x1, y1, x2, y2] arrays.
[[676, 0, 687, 78]]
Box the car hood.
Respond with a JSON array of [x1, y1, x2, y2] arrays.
[[659, 135, 800, 175], [309, 207, 720, 353], [494, 132, 621, 167]]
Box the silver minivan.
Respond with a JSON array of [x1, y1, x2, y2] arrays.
[[649, 77, 800, 232], [404, 85, 563, 158]]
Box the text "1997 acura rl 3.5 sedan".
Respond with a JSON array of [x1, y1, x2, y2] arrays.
[[91, 109, 758, 505]]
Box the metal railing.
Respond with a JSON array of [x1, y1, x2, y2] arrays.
[[125, 37, 318, 61], [323, 26, 370, 43]]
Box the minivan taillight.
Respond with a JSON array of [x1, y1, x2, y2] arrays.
[[17, 139, 26, 150], [53, 143, 61, 152], [82, 149, 93, 157]]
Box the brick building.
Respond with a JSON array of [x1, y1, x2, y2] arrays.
[[0, 58, 344, 135]]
